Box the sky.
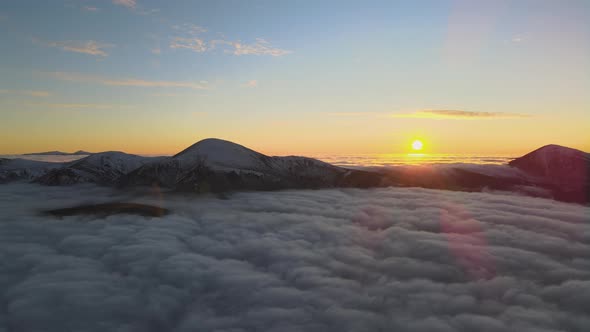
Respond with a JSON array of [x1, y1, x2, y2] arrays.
[[0, 0, 589, 155]]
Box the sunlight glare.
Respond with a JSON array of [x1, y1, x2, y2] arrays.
[[411, 140, 424, 151]]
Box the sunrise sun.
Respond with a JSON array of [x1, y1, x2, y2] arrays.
[[411, 140, 424, 151]]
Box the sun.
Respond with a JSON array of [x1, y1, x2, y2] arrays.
[[411, 139, 423, 151]]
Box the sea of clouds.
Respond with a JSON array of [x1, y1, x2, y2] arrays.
[[1, 183, 589, 332]]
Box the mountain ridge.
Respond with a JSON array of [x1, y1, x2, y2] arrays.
[[23, 150, 92, 156], [1, 139, 588, 204]]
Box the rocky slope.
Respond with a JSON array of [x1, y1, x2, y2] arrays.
[[0, 159, 65, 183], [35, 152, 164, 185]]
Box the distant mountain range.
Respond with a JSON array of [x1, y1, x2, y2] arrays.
[[2, 139, 588, 204], [23, 150, 92, 156]]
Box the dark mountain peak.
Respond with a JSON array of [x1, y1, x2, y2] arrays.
[[509, 144, 589, 181], [73, 150, 92, 155], [23, 150, 92, 156], [524, 144, 585, 155]]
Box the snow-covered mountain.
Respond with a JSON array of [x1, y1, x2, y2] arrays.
[[2, 139, 588, 204], [36, 152, 164, 185], [0, 158, 65, 183], [122, 138, 384, 192]]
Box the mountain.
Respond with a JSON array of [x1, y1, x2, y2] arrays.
[[509, 144, 589, 202], [0, 158, 65, 183], [377, 144, 589, 203], [23, 150, 92, 156], [2, 139, 588, 204], [35, 152, 164, 185], [72, 150, 93, 155], [509, 144, 589, 180], [382, 164, 529, 193], [122, 138, 385, 192]]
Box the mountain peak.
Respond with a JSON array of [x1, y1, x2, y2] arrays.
[[509, 144, 589, 180], [532, 144, 582, 154], [73, 150, 92, 155], [174, 138, 257, 157], [173, 138, 269, 170]]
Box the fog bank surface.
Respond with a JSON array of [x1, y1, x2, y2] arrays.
[[1, 184, 589, 332]]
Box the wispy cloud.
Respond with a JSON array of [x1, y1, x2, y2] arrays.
[[170, 37, 207, 52], [112, 0, 159, 15], [105, 78, 208, 89], [225, 38, 292, 56], [169, 24, 291, 57], [83, 6, 99, 12], [326, 112, 385, 117], [112, 0, 136, 9], [172, 23, 207, 35], [48, 72, 209, 90], [152, 93, 183, 97], [169, 24, 209, 53], [511, 34, 525, 43], [0, 89, 51, 97], [39, 39, 114, 57], [326, 110, 530, 120], [243, 80, 258, 88], [26, 102, 134, 110], [172, 38, 291, 57], [392, 110, 531, 119]]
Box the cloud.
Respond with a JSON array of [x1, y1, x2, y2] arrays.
[[152, 93, 183, 97], [83, 6, 99, 12], [511, 34, 525, 43], [325, 112, 385, 117], [220, 38, 292, 56], [111, 0, 158, 15], [112, 0, 136, 8], [26, 103, 134, 110], [168, 24, 210, 53], [151, 47, 161, 55], [48, 72, 209, 90], [170, 37, 207, 53], [0, 89, 51, 97], [41, 40, 114, 57], [169, 24, 291, 57], [392, 110, 531, 119], [105, 78, 207, 89], [172, 23, 207, 35], [243, 80, 258, 88], [0, 183, 589, 331]]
